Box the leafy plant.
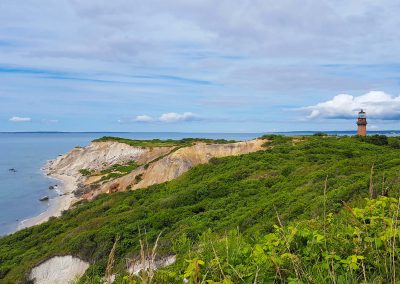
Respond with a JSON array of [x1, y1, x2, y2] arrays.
[[80, 168, 93, 176]]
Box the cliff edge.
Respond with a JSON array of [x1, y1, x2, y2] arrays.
[[46, 138, 266, 201]]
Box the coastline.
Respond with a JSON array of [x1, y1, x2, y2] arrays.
[[17, 170, 78, 230]]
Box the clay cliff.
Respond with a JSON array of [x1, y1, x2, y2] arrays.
[[46, 141, 172, 176], [47, 138, 266, 201]]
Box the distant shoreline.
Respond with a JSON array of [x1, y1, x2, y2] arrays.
[[1, 130, 399, 135]]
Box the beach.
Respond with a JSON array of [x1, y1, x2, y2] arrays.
[[18, 172, 78, 230]]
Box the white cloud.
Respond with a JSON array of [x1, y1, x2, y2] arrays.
[[303, 91, 400, 120], [8, 116, 32, 123], [159, 112, 196, 123], [42, 119, 58, 124], [133, 112, 198, 123], [134, 115, 155, 123]]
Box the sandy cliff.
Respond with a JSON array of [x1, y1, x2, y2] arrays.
[[47, 139, 266, 201], [46, 141, 172, 177], [96, 139, 266, 195]]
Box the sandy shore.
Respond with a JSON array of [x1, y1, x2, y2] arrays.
[[18, 173, 78, 230]]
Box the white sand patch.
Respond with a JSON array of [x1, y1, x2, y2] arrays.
[[128, 255, 176, 275], [30, 255, 89, 284]]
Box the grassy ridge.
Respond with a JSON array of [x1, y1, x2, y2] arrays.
[[1, 136, 400, 282], [92, 136, 236, 147]]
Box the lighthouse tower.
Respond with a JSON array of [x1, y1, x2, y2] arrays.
[[357, 109, 367, 136]]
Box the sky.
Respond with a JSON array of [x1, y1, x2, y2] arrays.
[[1, 0, 400, 132]]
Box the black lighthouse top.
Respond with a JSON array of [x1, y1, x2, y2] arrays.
[[357, 109, 367, 126], [358, 109, 366, 119]]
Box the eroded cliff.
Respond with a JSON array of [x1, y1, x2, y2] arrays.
[[48, 138, 266, 201]]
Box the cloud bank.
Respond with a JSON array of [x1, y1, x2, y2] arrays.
[[134, 115, 154, 123], [2, 1, 400, 131], [134, 112, 198, 123], [303, 91, 400, 120], [8, 116, 32, 123], [159, 112, 196, 123]]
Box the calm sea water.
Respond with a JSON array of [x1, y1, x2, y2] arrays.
[[0, 131, 398, 236]]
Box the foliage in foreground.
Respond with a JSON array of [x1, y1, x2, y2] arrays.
[[169, 196, 400, 284], [80, 196, 400, 284], [1, 136, 400, 283]]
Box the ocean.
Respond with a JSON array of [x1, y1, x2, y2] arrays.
[[0, 131, 398, 236]]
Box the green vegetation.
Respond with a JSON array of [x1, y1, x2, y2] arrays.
[[166, 196, 400, 283], [79, 168, 93, 176], [260, 134, 293, 147], [93, 136, 236, 147], [79, 161, 140, 182], [2, 135, 400, 283], [357, 134, 400, 149], [98, 161, 140, 182], [134, 173, 143, 184], [100, 161, 139, 176], [357, 134, 389, 146], [313, 131, 329, 136]]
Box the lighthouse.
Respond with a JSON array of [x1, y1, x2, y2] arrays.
[[357, 109, 367, 136]]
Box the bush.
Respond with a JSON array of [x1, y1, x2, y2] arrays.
[[3, 136, 400, 282], [134, 174, 143, 183], [389, 138, 400, 149], [79, 169, 92, 176], [358, 134, 389, 146], [313, 132, 328, 136], [177, 196, 400, 284]]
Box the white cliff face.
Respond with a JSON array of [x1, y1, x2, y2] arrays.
[[46, 141, 171, 176], [30, 255, 89, 284]]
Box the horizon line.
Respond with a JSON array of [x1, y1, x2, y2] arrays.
[[1, 130, 399, 134]]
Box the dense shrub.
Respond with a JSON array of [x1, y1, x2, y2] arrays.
[[2, 136, 400, 282], [358, 134, 389, 146], [170, 196, 400, 284]]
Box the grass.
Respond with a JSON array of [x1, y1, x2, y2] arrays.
[[79, 169, 93, 176], [79, 161, 140, 183], [100, 161, 140, 175], [168, 195, 400, 283], [1, 135, 400, 283], [95, 161, 140, 182], [93, 136, 237, 148]]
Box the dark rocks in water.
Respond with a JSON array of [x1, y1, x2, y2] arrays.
[[49, 185, 55, 190], [39, 196, 49, 201], [8, 168, 17, 173]]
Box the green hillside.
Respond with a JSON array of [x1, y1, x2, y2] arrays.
[[1, 135, 400, 283]]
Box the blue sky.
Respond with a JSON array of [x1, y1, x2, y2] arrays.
[[1, 0, 400, 132]]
